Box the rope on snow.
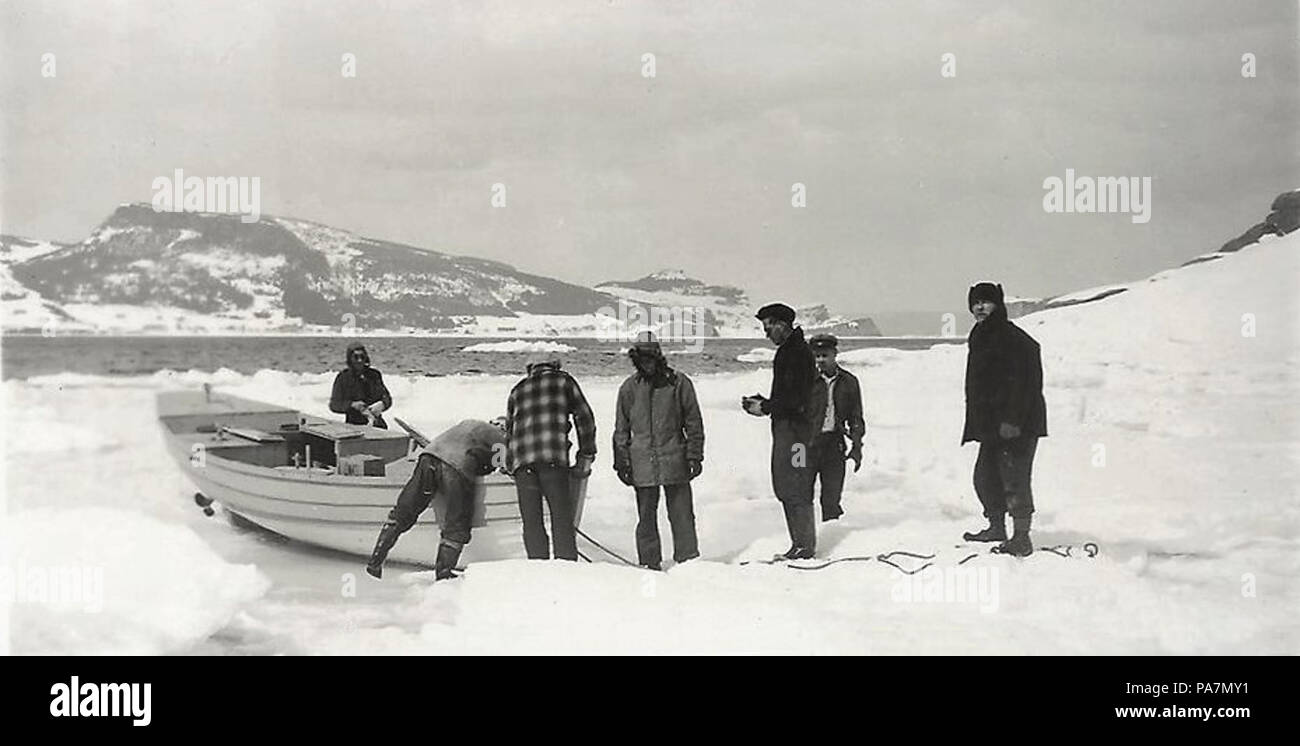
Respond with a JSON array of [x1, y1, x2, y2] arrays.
[[574, 527, 639, 567]]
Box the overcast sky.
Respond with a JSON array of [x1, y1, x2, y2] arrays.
[[2, 0, 1296, 315]]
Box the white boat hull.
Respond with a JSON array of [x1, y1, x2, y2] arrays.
[[157, 390, 585, 566]]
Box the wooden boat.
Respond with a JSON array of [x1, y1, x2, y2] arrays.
[[156, 388, 586, 566]]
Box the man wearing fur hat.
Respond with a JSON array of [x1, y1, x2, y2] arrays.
[[613, 332, 705, 570], [743, 303, 819, 560], [961, 282, 1048, 557]]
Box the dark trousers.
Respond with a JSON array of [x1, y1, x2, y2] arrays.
[[973, 437, 1038, 521], [634, 483, 700, 566], [771, 417, 817, 551], [514, 463, 578, 560], [389, 454, 475, 546], [811, 431, 846, 518]]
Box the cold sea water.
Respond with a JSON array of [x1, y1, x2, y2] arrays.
[[0, 334, 959, 380]]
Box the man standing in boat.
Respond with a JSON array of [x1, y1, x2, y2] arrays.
[[365, 417, 508, 580], [505, 354, 597, 561], [330, 342, 392, 429]]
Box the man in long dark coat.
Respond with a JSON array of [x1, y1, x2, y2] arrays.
[[743, 303, 819, 560], [961, 282, 1048, 557]]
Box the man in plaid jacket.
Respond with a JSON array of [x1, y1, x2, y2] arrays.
[[505, 355, 598, 560]]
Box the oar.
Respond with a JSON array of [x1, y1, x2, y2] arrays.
[[393, 417, 431, 448]]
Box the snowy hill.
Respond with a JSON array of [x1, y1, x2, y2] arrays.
[[796, 303, 883, 337], [1004, 188, 1300, 321], [596, 269, 882, 338], [2, 205, 617, 335], [0, 236, 84, 333], [595, 269, 758, 338], [2, 213, 881, 338]]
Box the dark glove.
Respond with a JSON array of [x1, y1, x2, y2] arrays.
[[848, 445, 863, 473], [688, 460, 703, 479], [571, 456, 593, 479], [616, 468, 634, 486], [741, 395, 767, 417]]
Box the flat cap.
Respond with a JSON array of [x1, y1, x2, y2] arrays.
[[755, 302, 796, 325]]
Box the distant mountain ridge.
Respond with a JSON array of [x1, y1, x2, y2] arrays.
[[20, 183, 1277, 338], [0, 206, 881, 337], [4, 204, 616, 333]]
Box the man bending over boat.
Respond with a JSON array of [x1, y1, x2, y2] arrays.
[[365, 417, 508, 580], [330, 342, 393, 429]]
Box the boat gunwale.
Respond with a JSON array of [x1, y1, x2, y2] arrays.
[[161, 427, 516, 490]]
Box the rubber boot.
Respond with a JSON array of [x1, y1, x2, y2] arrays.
[[993, 516, 1033, 557], [434, 541, 463, 581], [963, 514, 1007, 543], [365, 521, 403, 579]]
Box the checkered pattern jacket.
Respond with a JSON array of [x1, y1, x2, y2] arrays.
[[505, 364, 597, 473]]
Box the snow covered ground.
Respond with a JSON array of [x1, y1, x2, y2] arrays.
[[2, 234, 1296, 654]]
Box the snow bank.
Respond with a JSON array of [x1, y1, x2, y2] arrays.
[[304, 540, 1271, 655], [736, 347, 774, 363], [1022, 232, 1297, 371], [2, 508, 269, 655], [460, 340, 577, 354]]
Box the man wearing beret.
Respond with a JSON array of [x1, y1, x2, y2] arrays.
[[807, 333, 866, 522], [961, 282, 1048, 557], [743, 303, 820, 560]]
